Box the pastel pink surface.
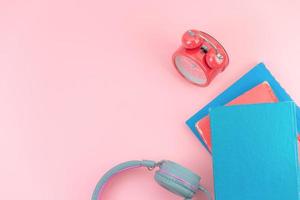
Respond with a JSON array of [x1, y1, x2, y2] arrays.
[[0, 1, 300, 200]]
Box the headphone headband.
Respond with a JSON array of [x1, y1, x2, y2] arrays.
[[91, 160, 212, 200]]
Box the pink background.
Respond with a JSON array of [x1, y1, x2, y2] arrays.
[[1, 0, 300, 199]]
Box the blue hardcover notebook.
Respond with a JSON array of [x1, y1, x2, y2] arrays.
[[210, 102, 299, 200], [186, 63, 300, 152]]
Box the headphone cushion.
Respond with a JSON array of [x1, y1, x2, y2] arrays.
[[154, 161, 200, 199]]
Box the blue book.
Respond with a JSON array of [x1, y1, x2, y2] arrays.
[[186, 63, 300, 152], [210, 102, 299, 200]]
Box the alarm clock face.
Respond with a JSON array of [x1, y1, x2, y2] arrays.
[[174, 55, 207, 85]]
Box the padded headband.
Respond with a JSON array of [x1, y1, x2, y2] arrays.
[[91, 160, 212, 200]]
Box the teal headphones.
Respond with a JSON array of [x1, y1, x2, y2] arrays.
[[92, 160, 212, 200]]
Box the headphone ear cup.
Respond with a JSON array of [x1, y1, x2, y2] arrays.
[[155, 171, 195, 199], [154, 161, 200, 199], [205, 49, 224, 69]]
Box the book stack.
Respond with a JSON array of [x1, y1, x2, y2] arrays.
[[186, 63, 300, 200]]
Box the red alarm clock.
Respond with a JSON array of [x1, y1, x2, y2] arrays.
[[172, 30, 229, 86]]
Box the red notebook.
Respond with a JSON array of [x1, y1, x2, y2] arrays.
[[196, 82, 278, 152]]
